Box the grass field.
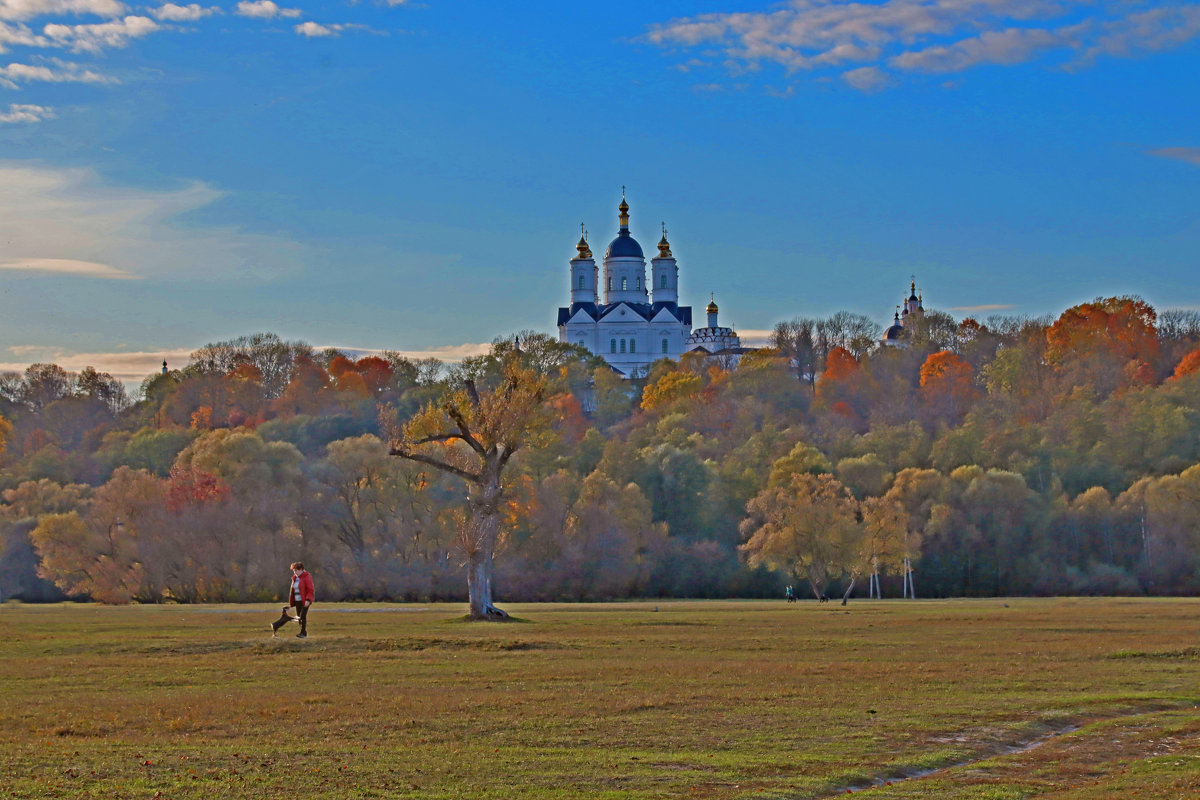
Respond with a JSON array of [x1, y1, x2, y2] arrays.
[[3, 598, 1200, 799]]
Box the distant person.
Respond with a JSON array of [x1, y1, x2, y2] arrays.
[[785, 585, 796, 603], [289, 561, 315, 638]]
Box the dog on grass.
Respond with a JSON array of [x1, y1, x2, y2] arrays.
[[270, 606, 298, 637]]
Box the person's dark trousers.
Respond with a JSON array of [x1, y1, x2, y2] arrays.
[[292, 603, 309, 635]]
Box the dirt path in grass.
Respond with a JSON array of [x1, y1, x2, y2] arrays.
[[827, 705, 1200, 799]]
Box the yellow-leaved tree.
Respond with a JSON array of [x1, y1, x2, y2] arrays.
[[739, 471, 860, 601], [388, 353, 557, 619]]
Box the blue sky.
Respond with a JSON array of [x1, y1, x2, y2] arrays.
[[0, 0, 1197, 382]]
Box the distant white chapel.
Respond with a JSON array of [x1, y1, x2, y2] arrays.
[[557, 194, 743, 377]]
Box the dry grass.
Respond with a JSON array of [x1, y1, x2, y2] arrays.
[[2, 598, 1200, 799]]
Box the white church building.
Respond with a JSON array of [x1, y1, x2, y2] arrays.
[[557, 194, 742, 377]]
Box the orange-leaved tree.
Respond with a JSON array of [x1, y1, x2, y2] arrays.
[[387, 352, 557, 619], [1045, 296, 1158, 395], [919, 350, 978, 421]]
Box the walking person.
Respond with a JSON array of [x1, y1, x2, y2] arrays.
[[289, 561, 315, 638]]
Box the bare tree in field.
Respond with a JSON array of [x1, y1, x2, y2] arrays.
[[387, 354, 556, 619]]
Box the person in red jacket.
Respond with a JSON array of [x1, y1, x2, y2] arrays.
[[289, 561, 315, 638]]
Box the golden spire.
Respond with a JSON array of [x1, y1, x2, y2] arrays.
[[618, 186, 629, 230], [657, 221, 672, 258], [576, 223, 592, 259]]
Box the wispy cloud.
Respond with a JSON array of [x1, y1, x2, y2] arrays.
[[0, 342, 489, 386], [841, 65, 892, 91], [735, 328, 775, 347], [235, 0, 300, 19], [0, 160, 309, 282], [43, 14, 160, 53], [1151, 147, 1200, 167], [645, 0, 1200, 91], [950, 303, 1017, 312], [0, 101, 52, 121], [319, 342, 492, 362], [0, 58, 115, 87], [0, 257, 135, 278], [150, 3, 219, 21], [0, 347, 194, 384], [0, 21, 49, 52], [0, 0, 126, 22]]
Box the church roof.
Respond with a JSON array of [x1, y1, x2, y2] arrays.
[[557, 302, 599, 327], [558, 301, 691, 327], [605, 230, 644, 259]]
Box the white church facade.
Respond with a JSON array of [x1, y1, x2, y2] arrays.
[[557, 195, 743, 377]]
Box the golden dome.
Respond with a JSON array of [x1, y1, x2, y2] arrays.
[[575, 225, 592, 259], [706, 298, 718, 314], [657, 222, 672, 258]]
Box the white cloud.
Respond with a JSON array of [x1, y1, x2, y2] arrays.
[[1151, 147, 1200, 167], [892, 26, 1075, 72], [0, 102, 52, 121], [294, 20, 368, 37], [0, 0, 126, 22], [0, 20, 49, 51], [43, 14, 160, 52], [842, 65, 892, 91], [0, 257, 135, 278], [150, 2, 218, 21], [0, 59, 115, 87], [294, 19, 333, 36], [645, 0, 1200, 90], [1079, 5, 1200, 64], [235, 0, 299, 19], [0, 160, 309, 282]]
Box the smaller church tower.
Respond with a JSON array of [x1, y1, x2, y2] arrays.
[[569, 226, 597, 305], [650, 223, 678, 306]]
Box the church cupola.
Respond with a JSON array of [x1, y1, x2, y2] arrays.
[[569, 223, 597, 305], [651, 221, 679, 306], [706, 295, 719, 328], [603, 188, 648, 304]]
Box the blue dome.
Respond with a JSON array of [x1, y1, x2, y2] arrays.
[[605, 231, 644, 259]]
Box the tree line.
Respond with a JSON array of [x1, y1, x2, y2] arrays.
[[3, 297, 1200, 604]]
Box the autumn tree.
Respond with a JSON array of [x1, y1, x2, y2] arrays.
[[1045, 296, 1159, 396], [740, 472, 861, 600], [388, 352, 557, 618], [859, 496, 908, 600], [919, 350, 979, 422]]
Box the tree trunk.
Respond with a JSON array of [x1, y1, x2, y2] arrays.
[[841, 577, 855, 606], [464, 475, 508, 620]]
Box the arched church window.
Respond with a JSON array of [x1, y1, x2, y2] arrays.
[[607, 277, 611, 291], [660, 275, 667, 289], [630, 339, 636, 353], [636, 276, 641, 290], [622, 277, 627, 291], [578, 275, 584, 290], [620, 339, 626, 354], [662, 339, 669, 354], [610, 339, 616, 353]]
